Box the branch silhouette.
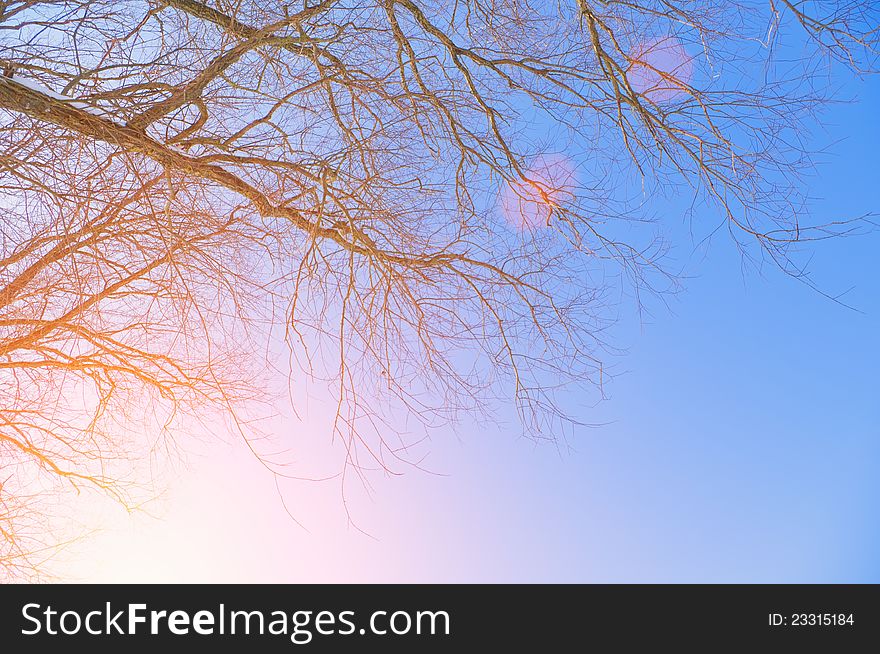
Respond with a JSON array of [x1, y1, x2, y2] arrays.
[[0, 0, 876, 578]]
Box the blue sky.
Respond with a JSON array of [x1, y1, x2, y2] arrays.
[[57, 29, 880, 585], [427, 66, 880, 582]]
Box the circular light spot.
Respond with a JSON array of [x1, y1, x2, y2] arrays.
[[627, 36, 693, 102], [500, 154, 577, 231]]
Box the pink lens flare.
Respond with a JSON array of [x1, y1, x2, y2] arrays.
[[627, 36, 694, 103], [500, 154, 578, 231]]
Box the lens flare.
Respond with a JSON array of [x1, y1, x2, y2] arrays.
[[628, 36, 694, 102], [500, 154, 577, 231]]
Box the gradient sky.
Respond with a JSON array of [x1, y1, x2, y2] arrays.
[[55, 53, 880, 584]]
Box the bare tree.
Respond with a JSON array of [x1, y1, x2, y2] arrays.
[[0, 0, 876, 577]]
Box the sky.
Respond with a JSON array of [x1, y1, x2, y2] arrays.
[[52, 49, 880, 584]]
